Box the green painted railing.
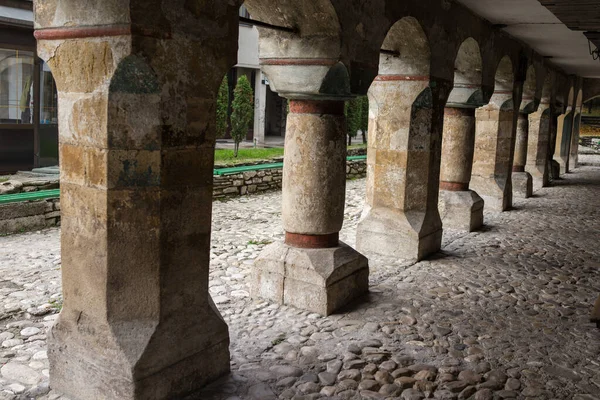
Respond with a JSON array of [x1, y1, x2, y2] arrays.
[[0, 189, 61, 205], [0, 155, 367, 203]]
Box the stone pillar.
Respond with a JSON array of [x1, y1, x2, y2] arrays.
[[438, 107, 484, 231], [35, 3, 236, 399], [554, 108, 574, 174], [356, 76, 442, 261], [252, 99, 369, 316], [471, 102, 515, 211], [569, 112, 581, 170], [512, 113, 533, 198], [526, 105, 551, 191], [254, 71, 267, 146]]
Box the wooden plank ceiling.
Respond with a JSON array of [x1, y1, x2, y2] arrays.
[[538, 0, 600, 47]]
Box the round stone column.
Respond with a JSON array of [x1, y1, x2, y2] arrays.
[[282, 100, 347, 246], [512, 113, 533, 198], [252, 99, 369, 316], [438, 107, 484, 231]]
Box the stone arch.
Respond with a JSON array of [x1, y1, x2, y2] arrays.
[[379, 16, 430, 76], [521, 65, 537, 113], [357, 16, 443, 261], [447, 37, 483, 107], [491, 55, 514, 109]]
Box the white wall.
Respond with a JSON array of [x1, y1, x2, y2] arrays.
[[0, 6, 33, 23], [237, 24, 259, 68]]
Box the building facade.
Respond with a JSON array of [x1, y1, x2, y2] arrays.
[[0, 0, 58, 173]]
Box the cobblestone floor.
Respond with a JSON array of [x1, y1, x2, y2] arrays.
[[1, 163, 600, 400]]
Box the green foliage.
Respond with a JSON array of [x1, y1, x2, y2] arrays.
[[345, 97, 361, 146], [360, 96, 369, 144], [216, 76, 229, 139], [231, 75, 254, 156]]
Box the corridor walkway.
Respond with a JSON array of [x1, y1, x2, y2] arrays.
[[1, 164, 599, 400]]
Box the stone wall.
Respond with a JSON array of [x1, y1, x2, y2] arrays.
[[0, 158, 366, 234], [213, 158, 367, 198], [0, 198, 60, 234]]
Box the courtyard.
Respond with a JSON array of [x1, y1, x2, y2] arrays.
[[1, 161, 599, 400]]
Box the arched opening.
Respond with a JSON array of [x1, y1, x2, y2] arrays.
[[438, 37, 485, 232], [470, 55, 516, 211], [356, 16, 442, 261], [512, 64, 538, 199], [555, 85, 575, 173]]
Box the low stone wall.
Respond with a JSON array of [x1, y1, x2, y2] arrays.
[[213, 158, 367, 198], [0, 157, 367, 234], [0, 198, 60, 234]]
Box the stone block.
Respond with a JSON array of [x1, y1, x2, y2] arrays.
[[0, 215, 47, 234], [356, 207, 442, 261], [512, 172, 532, 199], [0, 202, 49, 220], [438, 190, 484, 232], [223, 187, 238, 194], [551, 160, 561, 180], [252, 242, 369, 316]]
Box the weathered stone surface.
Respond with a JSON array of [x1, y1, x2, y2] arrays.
[[252, 241, 369, 316], [511, 172, 533, 199], [438, 190, 484, 232]]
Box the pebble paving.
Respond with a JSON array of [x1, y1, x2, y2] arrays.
[[1, 163, 600, 400]]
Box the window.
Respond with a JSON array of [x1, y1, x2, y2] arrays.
[[0, 49, 34, 124], [40, 62, 58, 125]]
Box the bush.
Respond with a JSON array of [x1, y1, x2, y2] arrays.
[[360, 95, 369, 144], [230, 75, 254, 156], [216, 76, 229, 139]]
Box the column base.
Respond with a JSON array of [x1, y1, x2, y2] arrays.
[[438, 190, 484, 232], [356, 208, 442, 261], [569, 157, 578, 171], [512, 172, 533, 198], [251, 241, 369, 316], [48, 308, 230, 400], [551, 160, 561, 180]]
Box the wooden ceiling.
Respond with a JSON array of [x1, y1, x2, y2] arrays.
[[538, 0, 600, 47]]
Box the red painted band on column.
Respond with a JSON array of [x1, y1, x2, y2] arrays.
[[439, 181, 469, 191], [260, 58, 338, 66], [444, 107, 476, 117], [34, 24, 172, 40], [512, 166, 525, 173], [289, 100, 344, 115], [374, 75, 429, 82], [285, 232, 339, 249]]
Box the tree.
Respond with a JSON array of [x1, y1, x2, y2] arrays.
[[230, 75, 254, 157], [345, 97, 361, 146], [216, 75, 229, 139], [360, 96, 369, 144]]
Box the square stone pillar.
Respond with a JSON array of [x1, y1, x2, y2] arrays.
[[252, 99, 369, 316], [512, 113, 533, 198], [526, 105, 551, 191], [569, 112, 581, 170], [438, 106, 484, 232], [34, 4, 237, 398], [356, 76, 443, 261], [471, 103, 515, 211]]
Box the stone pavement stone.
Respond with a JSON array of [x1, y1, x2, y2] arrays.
[[1, 163, 599, 399]]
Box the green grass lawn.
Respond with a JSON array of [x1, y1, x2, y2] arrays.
[[214, 148, 285, 164]]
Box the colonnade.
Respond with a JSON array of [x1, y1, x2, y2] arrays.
[[32, 1, 584, 399]]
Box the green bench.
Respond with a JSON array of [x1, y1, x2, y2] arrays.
[[213, 155, 366, 176]]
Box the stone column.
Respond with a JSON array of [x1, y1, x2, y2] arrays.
[[554, 108, 574, 174], [254, 71, 267, 146], [438, 107, 484, 231], [252, 99, 369, 316], [471, 101, 515, 211], [526, 104, 551, 191], [569, 112, 581, 170], [35, 3, 236, 399], [356, 76, 443, 261], [512, 113, 533, 198]]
